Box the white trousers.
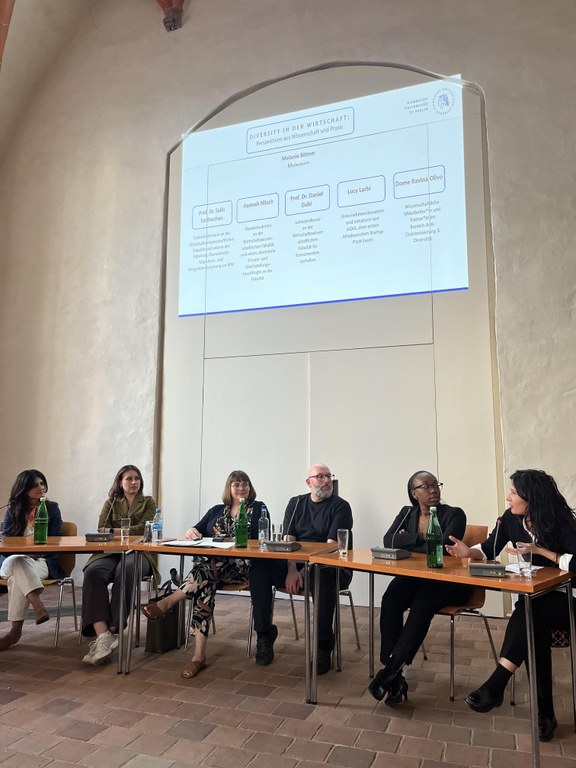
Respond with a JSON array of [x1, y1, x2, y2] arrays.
[[0, 555, 49, 621]]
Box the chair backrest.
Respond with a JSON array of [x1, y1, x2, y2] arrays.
[[57, 521, 77, 577], [462, 525, 488, 548]]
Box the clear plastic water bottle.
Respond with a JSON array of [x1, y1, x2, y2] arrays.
[[258, 504, 270, 550], [151, 508, 163, 544]]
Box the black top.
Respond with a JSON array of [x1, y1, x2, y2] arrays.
[[194, 500, 267, 539], [482, 509, 576, 575], [383, 502, 466, 553], [282, 494, 353, 544]]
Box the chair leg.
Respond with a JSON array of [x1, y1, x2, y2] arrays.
[[449, 615, 456, 701], [481, 614, 498, 663], [185, 598, 193, 651], [288, 594, 300, 641], [421, 642, 428, 660], [247, 602, 254, 656], [54, 581, 65, 647], [70, 579, 79, 631], [340, 589, 361, 650]]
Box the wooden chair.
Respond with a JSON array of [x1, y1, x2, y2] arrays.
[[0, 520, 79, 647], [430, 524, 498, 700]]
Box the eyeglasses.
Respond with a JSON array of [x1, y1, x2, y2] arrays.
[[412, 482, 443, 492], [231, 481, 250, 489], [307, 473, 334, 482]]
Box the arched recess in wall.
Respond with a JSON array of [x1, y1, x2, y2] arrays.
[[158, 62, 502, 606]]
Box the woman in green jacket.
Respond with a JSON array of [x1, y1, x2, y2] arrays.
[[81, 464, 159, 665]]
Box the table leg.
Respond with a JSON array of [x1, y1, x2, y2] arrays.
[[304, 562, 312, 703], [566, 583, 576, 730], [524, 594, 540, 768], [369, 572, 374, 677], [308, 563, 320, 704], [117, 550, 127, 674], [177, 554, 185, 649], [124, 551, 142, 674], [135, 552, 144, 647], [335, 569, 342, 671]]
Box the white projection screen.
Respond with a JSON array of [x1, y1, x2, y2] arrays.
[[159, 64, 503, 610]]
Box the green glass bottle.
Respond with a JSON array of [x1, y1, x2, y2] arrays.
[[426, 506, 443, 568], [34, 496, 49, 545], [235, 498, 248, 548]]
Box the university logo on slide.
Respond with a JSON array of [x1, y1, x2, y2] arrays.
[[433, 88, 455, 115]]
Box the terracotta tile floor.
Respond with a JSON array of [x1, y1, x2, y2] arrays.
[[0, 592, 574, 767]]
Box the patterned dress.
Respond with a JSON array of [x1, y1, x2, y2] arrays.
[[180, 504, 255, 637]]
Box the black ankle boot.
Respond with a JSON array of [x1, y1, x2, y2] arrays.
[[385, 672, 408, 707], [368, 660, 403, 702]]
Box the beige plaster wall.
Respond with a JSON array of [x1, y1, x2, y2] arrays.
[[0, 0, 575, 569]]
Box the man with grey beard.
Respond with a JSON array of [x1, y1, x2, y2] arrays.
[[249, 463, 353, 674]]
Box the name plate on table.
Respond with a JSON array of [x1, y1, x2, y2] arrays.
[[264, 541, 302, 552], [85, 532, 114, 542], [371, 546, 411, 560], [468, 562, 507, 578]]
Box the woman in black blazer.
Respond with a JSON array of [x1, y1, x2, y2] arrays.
[[447, 468, 576, 742], [142, 469, 268, 679], [368, 470, 472, 706], [0, 469, 66, 650]]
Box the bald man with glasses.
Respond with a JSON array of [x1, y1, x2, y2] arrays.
[[249, 463, 353, 675]]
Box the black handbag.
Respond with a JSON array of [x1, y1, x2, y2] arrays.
[[144, 580, 186, 654]]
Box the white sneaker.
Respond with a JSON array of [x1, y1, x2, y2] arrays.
[[82, 631, 117, 665]]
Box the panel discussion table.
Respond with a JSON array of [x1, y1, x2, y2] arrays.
[[310, 548, 576, 768], [129, 539, 338, 701]]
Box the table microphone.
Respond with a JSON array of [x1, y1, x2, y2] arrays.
[[371, 506, 412, 560], [492, 516, 502, 562], [468, 516, 506, 577], [101, 496, 117, 531], [85, 496, 117, 542]]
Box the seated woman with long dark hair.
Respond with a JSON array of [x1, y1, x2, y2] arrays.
[[0, 469, 66, 650], [368, 470, 471, 706], [142, 470, 267, 679], [81, 464, 159, 665], [447, 468, 576, 742]]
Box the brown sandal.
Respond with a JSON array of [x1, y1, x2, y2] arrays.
[[181, 659, 207, 679], [141, 602, 167, 621]]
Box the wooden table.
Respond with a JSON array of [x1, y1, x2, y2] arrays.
[[130, 539, 337, 699], [310, 549, 576, 768], [0, 534, 136, 673]]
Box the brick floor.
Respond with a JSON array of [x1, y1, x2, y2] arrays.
[[1, 591, 575, 767]]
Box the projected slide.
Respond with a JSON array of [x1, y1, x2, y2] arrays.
[[179, 79, 468, 317]]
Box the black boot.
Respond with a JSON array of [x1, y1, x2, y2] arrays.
[[368, 657, 403, 702], [538, 695, 557, 742], [466, 663, 511, 713], [385, 672, 408, 707]]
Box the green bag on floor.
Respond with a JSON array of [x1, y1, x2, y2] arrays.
[[144, 580, 186, 654]]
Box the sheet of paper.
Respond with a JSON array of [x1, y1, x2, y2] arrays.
[[504, 563, 543, 574], [163, 538, 236, 549]]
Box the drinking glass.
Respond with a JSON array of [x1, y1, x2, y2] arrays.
[[516, 541, 532, 577], [271, 523, 282, 542], [120, 518, 131, 544], [337, 528, 349, 557]]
